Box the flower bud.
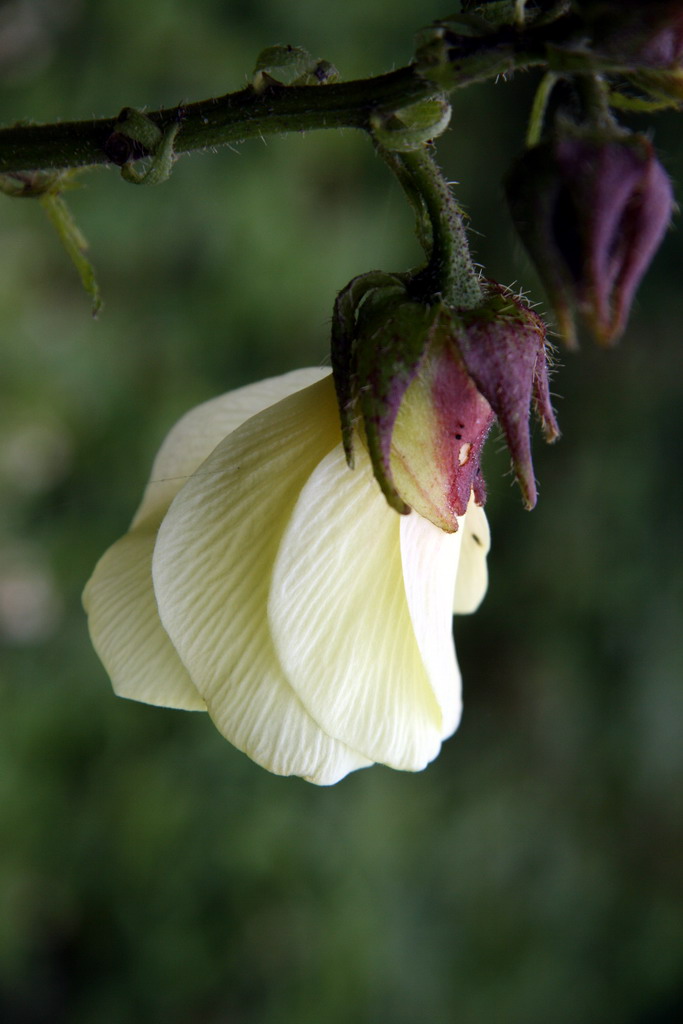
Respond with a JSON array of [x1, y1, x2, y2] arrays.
[[505, 133, 674, 345], [334, 281, 559, 532], [576, 1, 683, 68], [383, 311, 494, 529]]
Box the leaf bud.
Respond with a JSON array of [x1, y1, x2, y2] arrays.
[[370, 97, 452, 152]]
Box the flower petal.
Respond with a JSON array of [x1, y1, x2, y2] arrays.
[[83, 528, 205, 710], [269, 441, 460, 770], [453, 499, 490, 614], [83, 368, 329, 715], [399, 509, 463, 739], [152, 375, 371, 785], [133, 367, 329, 530]]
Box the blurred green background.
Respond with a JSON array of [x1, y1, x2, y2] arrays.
[[1, 2, 682, 1022]]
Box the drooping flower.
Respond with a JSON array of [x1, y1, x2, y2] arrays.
[[505, 133, 674, 345], [83, 369, 490, 785]]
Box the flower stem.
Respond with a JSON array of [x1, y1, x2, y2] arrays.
[[526, 71, 560, 147], [575, 73, 620, 133], [385, 147, 482, 309]]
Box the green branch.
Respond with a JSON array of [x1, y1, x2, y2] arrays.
[[0, 12, 557, 177], [0, 69, 432, 174], [380, 147, 482, 308], [1, 4, 660, 179]]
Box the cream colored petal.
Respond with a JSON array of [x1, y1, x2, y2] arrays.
[[132, 367, 329, 530], [84, 369, 328, 714], [269, 442, 452, 771], [453, 499, 490, 614], [399, 510, 463, 739], [83, 528, 205, 710], [153, 376, 371, 785]]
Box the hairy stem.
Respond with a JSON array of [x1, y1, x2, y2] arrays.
[[385, 147, 482, 309], [0, 6, 587, 177], [0, 69, 442, 174]]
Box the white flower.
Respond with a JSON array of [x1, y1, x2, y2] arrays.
[[83, 369, 489, 785]]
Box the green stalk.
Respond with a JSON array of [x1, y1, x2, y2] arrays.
[[0, 69, 431, 174], [0, 7, 589, 177], [386, 147, 482, 309]]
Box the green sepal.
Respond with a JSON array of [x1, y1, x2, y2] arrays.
[[413, 22, 517, 89], [608, 88, 681, 113], [354, 296, 438, 516], [331, 271, 406, 468], [622, 70, 683, 108]]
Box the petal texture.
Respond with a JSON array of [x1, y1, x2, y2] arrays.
[[83, 368, 328, 714], [133, 367, 329, 530], [153, 375, 371, 785], [269, 442, 461, 770], [83, 529, 205, 710], [399, 510, 463, 739], [454, 499, 490, 614]]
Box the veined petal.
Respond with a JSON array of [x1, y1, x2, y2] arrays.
[[269, 442, 453, 771], [153, 375, 371, 785], [133, 367, 329, 530], [454, 499, 490, 614], [399, 510, 463, 740], [83, 368, 328, 715], [83, 528, 205, 710]]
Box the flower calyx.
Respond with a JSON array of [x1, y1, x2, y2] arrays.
[[332, 275, 559, 533], [505, 127, 674, 346]]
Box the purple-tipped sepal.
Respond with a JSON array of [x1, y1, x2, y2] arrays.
[[332, 276, 559, 531]]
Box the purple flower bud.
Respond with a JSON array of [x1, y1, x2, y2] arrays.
[[577, 1, 683, 67], [640, 21, 683, 68], [333, 280, 559, 531], [505, 134, 674, 345], [456, 284, 559, 510]]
